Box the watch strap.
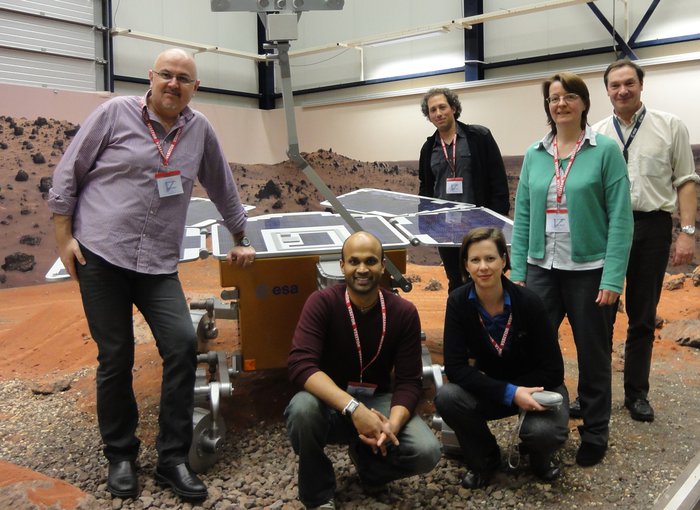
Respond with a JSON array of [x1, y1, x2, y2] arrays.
[[342, 398, 360, 416], [234, 235, 251, 247]]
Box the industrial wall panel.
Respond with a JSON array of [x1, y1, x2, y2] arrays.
[[0, 0, 95, 25], [0, 47, 97, 91], [0, 10, 95, 59]]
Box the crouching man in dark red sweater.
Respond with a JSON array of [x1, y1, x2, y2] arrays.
[[285, 231, 441, 509]]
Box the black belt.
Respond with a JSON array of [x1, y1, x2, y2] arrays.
[[632, 210, 671, 221]]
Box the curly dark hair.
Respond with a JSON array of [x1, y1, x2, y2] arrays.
[[420, 87, 462, 120]]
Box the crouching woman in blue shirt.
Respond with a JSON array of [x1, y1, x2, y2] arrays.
[[434, 227, 569, 489]]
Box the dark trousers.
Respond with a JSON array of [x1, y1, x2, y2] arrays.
[[284, 391, 441, 508], [525, 264, 616, 447], [76, 246, 196, 466], [435, 382, 569, 473], [438, 246, 465, 294], [623, 211, 672, 401]]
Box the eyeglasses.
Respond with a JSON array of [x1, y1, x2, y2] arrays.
[[153, 70, 196, 85], [546, 93, 580, 104]]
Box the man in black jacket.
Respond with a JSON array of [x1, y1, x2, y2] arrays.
[[418, 88, 510, 292]]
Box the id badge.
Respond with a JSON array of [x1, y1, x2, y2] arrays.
[[445, 177, 463, 195], [347, 381, 377, 398], [156, 170, 184, 198], [546, 211, 570, 233]]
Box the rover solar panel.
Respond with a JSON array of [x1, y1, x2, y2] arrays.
[[186, 197, 255, 228], [211, 211, 409, 259], [319, 188, 473, 217], [45, 227, 207, 281], [390, 208, 513, 246]]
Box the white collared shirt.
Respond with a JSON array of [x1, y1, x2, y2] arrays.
[[593, 106, 699, 213]]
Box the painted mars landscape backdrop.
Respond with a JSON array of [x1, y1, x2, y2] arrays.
[[0, 114, 698, 288]]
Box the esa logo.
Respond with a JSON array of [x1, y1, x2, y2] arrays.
[[255, 283, 300, 299], [272, 284, 299, 296]]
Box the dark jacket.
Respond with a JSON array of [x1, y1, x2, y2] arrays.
[[418, 121, 510, 216], [442, 276, 564, 404]]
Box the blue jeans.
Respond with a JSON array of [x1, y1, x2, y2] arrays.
[[435, 382, 569, 472], [76, 245, 197, 466], [284, 391, 441, 508]]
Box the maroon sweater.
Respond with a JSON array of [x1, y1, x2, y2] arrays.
[[288, 284, 423, 413]]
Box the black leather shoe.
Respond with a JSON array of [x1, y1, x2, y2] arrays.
[[625, 398, 655, 422], [569, 396, 582, 419], [155, 463, 207, 502], [576, 442, 607, 467], [531, 459, 561, 481], [461, 469, 494, 489], [107, 460, 138, 499]]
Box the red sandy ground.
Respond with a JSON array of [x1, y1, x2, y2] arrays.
[[0, 258, 698, 508]]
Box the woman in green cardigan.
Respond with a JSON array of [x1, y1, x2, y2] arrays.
[[510, 71, 633, 468]]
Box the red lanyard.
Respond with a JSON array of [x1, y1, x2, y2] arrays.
[[552, 130, 585, 206], [345, 289, 386, 383], [478, 312, 513, 357], [440, 133, 457, 176], [141, 102, 183, 167]]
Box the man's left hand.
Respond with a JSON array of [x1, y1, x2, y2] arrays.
[[671, 233, 695, 266], [367, 408, 400, 456], [355, 407, 399, 456], [226, 246, 256, 267]]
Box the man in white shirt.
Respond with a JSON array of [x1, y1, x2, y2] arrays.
[[591, 59, 699, 423]]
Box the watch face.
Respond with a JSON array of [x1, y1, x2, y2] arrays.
[[239, 236, 251, 247], [682, 225, 696, 235], [347, 400, 359, 415]]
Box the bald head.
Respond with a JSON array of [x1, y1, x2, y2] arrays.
[[341, 231, 384, 262], [340, 231, 386, 298], [148, 48, 200, 126], [153, 49, 198, 81]]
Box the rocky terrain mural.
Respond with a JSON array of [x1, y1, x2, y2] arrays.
[[0, 115, 696, 288]]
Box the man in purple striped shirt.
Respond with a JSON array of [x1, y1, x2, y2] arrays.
[[48, 48, 255, 503]]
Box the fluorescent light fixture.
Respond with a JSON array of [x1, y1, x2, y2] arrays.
[[363, 28, 450, 48]]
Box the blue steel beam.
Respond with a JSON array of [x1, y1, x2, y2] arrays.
[[257, 16, 275, 110], [629, 0, 660, 45], [463, 0, 484, 81], [587, 2, 638, 59]]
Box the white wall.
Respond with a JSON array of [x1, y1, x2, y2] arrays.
[[105, 1, 700, 94], [2, 56, 698, 165], [293, 57, 700, 160]]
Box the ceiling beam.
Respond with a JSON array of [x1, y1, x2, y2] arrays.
[[110, 28, 264, 62], [112, 0, 598, 61]]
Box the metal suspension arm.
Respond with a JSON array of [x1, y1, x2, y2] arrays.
[[267, 41, 412, 292]]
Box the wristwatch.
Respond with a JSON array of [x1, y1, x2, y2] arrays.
[[681, 225, 696, 236], [342, 398, 360, 416], [234, 236, 251, 247]]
